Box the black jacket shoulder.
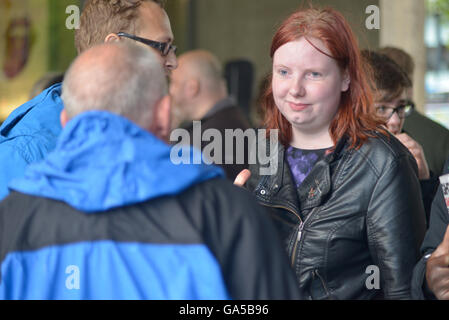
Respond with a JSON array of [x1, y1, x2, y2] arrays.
[[0, 178, 301, 300]]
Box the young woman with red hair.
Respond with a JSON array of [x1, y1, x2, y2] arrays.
[[240, 7, 426, 299]]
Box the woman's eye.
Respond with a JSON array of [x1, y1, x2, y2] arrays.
[[278, 69, 289, 76], [306, 72, 322, 79]]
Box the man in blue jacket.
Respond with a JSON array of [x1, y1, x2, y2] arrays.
[[0, 0, 178, 200], [0, 42, 300, 300]]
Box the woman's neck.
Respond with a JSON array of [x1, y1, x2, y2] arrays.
[[290, 127, 334, 150]]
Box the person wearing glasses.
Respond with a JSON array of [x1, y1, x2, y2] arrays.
[[116, 32, 177, 61], [380, 46, 449, 178], [362, 50, 439, 225], [0, 0, 177, 201]]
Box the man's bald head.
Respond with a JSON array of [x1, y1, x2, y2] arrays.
[[178, 50, 225, 93], [62, 42, 167, 129], [169, 50, 227, 123]]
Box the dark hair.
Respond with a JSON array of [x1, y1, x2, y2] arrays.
[[378, 46, 415, 83], [361, 50, 411, 102], [262, 7, 386, 149], [29, 73, 65, 99]]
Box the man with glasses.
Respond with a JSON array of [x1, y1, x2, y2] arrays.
[[362, 50, 438, 225], [380, 46, 449, 179], [117, 32, 177, 58], [375, 100, 414, 124], [0, 0, 177, 201]]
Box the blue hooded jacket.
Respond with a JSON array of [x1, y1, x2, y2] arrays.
[[0, 83, 63, 201], [9, 110, 224, 211], [2, 111, 228, 300]]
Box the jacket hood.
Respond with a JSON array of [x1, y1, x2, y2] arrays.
[[9, 111, 224, 212], [1, 83, 63, 139]]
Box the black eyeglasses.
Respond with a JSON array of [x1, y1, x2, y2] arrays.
[[117, 32, 177, 56], [375, 100, 415, 119]]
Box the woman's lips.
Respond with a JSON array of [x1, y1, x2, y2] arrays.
[[288, 102, 310, 111]]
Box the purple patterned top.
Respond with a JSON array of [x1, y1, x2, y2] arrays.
[[286, 146, 330, 188]]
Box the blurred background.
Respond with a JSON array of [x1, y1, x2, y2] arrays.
[[1, 0, 448, 127]]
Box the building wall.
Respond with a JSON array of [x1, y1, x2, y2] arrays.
[[0, 0, 79, 121], [167, 0, 380, 120], [380, 0, 426, 112], [0, 0, 49, 120]]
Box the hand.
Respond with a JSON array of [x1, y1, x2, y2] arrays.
[[234, 169, 251, 187], [426, 225, 449, 299], [395, 133, 430, 180]]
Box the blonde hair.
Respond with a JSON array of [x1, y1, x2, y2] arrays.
[[74, 0, 164, 53]]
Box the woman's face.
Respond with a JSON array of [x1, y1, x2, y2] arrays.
[[272, 37, 349, 136]]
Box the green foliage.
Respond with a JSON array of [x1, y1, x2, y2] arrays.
[[428, 0, 449, 21]]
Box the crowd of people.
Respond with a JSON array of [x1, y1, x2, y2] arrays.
[[1, 0, 449, 300]]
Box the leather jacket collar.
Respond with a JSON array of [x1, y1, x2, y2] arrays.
[[253, 135, 349, 218]]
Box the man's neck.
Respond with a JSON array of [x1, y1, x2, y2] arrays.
[[191, 95, 227, 120]]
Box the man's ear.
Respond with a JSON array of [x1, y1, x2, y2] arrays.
[[185, 79, 200, 99], [104, 33, 121, 43], [60, 109, 69, 128], [341, 70, 350, 92], [150, 95, 172, 142]]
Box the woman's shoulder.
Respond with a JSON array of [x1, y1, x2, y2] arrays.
[[360, 131, 410, 156], [351, 130, 416, 173]]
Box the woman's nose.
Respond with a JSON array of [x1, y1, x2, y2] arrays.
[[289, 77, 306, 97]]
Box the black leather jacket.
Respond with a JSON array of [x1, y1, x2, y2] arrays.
[[246, 132, 426, 299]]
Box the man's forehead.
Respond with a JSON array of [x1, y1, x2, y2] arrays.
[[137, 1, 173, 42], [375, 89, 407, 104]]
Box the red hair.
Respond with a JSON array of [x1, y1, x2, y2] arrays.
[[263, 7, 387, 149]]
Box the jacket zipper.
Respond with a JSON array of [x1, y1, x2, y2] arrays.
[[259, 202, 302, 266], [290, 225, 302, 266], [263, 202, 331, 297], [260, 202, 317, 267], [260, 202, 302, 223], [290, 208, 316, 266]]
